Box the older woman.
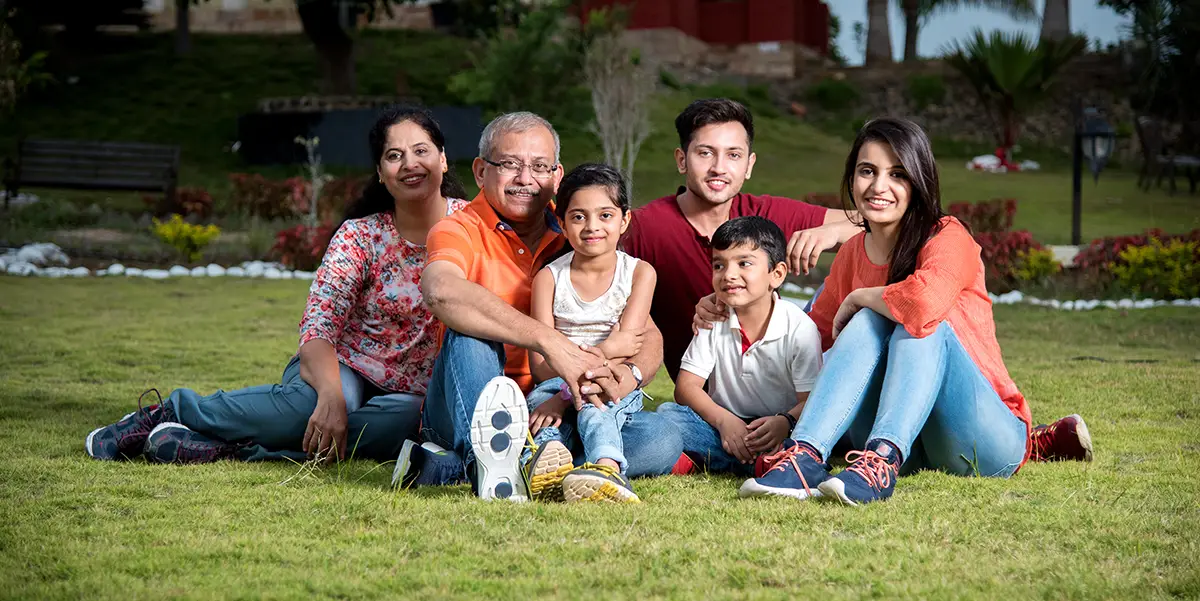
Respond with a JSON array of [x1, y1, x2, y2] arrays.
[[86, 105, 468, 469]]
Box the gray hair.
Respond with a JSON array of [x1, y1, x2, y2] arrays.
[[478, 111, 561, 164]]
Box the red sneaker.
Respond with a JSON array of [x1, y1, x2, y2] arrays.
[[1030, 414, 1094, 462], [671, 452, 696, 475], [754, 453, 773, 478]]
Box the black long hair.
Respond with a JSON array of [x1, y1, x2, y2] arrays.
[[839, 117, 948, 285], [341, 104, 467, 226], [553, 162, 629, 223]]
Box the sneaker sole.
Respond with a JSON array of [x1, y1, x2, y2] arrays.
[[1070, 414, 1094, 462], [392, 439, 418, 489], [85, 427, 105, 460], [563, 473, 641, 504], [738, 477, 822, 501], [816, 478, 858, 506], [469, 377, 530, 502], [527, 440, 573, 502]]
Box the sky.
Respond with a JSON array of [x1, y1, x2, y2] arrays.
[[828, 0, 1133, 65]]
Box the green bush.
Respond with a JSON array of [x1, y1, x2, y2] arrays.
[[1013, 247, 1062, 284], [1111, 239, 1200, 300], [449, 0, 591, 123], [803, 77, 860, 112], [658, 68, 683, 90], [6, 198, 100, 230], [906, 74, 946, 111]]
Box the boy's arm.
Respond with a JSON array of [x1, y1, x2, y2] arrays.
[[675, 369, 753, 463], [596, 261, 657, 361], [528, 268, 559, 383]]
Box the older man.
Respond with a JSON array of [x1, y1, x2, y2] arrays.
[[418, 112, 681, 501]]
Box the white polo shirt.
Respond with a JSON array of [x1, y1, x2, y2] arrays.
[[679, 294, 823, 419]]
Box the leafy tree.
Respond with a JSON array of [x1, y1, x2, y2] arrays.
[[898, 0, 1038, 62], [944, 29, 1086, 156]]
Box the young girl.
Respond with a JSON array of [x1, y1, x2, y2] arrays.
[[740, 117, 1031, 505], [525, 163, 657, 503]]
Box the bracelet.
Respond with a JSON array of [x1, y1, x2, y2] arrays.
[[775, 412, 797, 431]]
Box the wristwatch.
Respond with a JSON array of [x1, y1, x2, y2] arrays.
[[622, 362, 644, 389]]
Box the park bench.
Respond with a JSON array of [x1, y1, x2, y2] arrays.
[[3, 138, 180, 209]]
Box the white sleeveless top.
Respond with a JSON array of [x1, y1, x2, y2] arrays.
[[546, 250, 639, 347]]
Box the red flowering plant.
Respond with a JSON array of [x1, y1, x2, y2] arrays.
[[229, 173, 311, 220], [946, 198, 1017, 234], [973, 230, 1045, 291], [272, 222, 335, 272], [1073, 229, 1200, 294], [143, 187, 213, 219]]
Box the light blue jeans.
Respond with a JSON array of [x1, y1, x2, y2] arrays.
[[527, 377, 644, 474], [420, 329, 682, 479], [792, 309, 1027, 478], [655, 401, 755, 477], [169, 355, 424, 462]]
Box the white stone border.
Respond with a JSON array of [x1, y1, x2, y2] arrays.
[[778, 283, 1200, 310], [2, 260, 316, 281]]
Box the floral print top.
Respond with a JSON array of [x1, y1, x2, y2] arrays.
[[298, 198, 468, 395]]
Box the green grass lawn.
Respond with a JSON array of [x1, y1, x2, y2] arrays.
[[2, 277, 1199, 599]]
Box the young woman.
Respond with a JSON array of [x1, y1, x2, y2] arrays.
[[85, 105, 469, 468], [739, 117, 1031, 505]]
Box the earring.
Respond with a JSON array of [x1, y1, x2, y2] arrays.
[[443, 166, 448, 173]]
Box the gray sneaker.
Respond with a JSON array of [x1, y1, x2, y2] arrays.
[[468, 376, 530, 502]]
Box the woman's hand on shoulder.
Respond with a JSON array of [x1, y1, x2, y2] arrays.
[[692, 293, 727, 335]]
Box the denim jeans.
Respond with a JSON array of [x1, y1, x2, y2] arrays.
[[656, 401, 754, 477], [527, 377, 644, 473], [791, 309, 1027, 478], [169, 355, 423, 462], [421, 329, 682, 478]]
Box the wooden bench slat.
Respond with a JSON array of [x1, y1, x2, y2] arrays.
[[19, 168, 172, 183], [25, 139, 180, 155], [21, 157, 177, 172], [16, 176, 169, 191], [21, 149, 179, 164]]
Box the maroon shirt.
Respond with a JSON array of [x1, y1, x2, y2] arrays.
[[622, 189, 827, 381]]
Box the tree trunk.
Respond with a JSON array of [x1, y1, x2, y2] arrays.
[[175, 0, 191, 56], [1041, 0, 1070, 42], [902, 0, 919, 62], [297, 0, 358, 95], [865, 0, 893, 66]]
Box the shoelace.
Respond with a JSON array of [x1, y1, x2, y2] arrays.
[[137, 388, 163, 417], [1029, 423, 1055, 460], [843, 450, 896, 492], [763, 444, 820, 497]]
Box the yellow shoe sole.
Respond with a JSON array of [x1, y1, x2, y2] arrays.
[[526, 440, 573, 502], [563, 473, 641, 504]]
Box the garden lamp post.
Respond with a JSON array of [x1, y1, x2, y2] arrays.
[[1072, 105, 1116, 245]]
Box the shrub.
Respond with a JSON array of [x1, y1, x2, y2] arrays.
[[906, 74, 946, 111], [1013, 247, 1061, 284], [974, 230, 1043, 290], [1111, 238, 1200, 300], [152, 214, 220, 263], [144, 187, 213, 219], [7, 198, 100, 230], [317, 175, 369, 223], [272, 223, 335, 271], [803, 77, 859, 112], [947, 199, 1017, 234], [229, 173, 308, 220]]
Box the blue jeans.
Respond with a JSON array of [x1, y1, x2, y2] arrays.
[[792, 309, 1026, 477], [656, 402, 754, 477], [421, 329, 682, 478], [527, 377, 644, 473], [169, 355, 423, 462]]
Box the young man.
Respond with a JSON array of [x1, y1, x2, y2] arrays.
[[657, 216, 823, 483], [417, 112, 681, 502], [621, 98, 858, 381]]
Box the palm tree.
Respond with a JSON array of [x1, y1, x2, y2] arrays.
[[944, 29, 1086, 159], [1041, 0, 1070, 41], [899, 0, 1039, 62], [865, 0, 894, 66]]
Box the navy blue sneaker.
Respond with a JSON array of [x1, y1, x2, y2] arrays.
[[818, 450, 898, 506], [738, 439, 829, 500], [392, 440, 467, 489], [144, 423, 237, 464], [85, 389, 177, 461]]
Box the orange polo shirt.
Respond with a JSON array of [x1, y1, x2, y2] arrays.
[[426, 192, 566, 393]]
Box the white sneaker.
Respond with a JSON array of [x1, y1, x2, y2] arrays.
[[469, 376, 530, 502]]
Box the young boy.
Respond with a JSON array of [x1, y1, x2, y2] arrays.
[[657, 216, 823, 487]]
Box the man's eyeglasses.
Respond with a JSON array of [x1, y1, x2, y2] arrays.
[[482, 157, 558, 179]]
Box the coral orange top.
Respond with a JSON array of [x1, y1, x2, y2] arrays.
[[809, 217, 1031, 431]]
